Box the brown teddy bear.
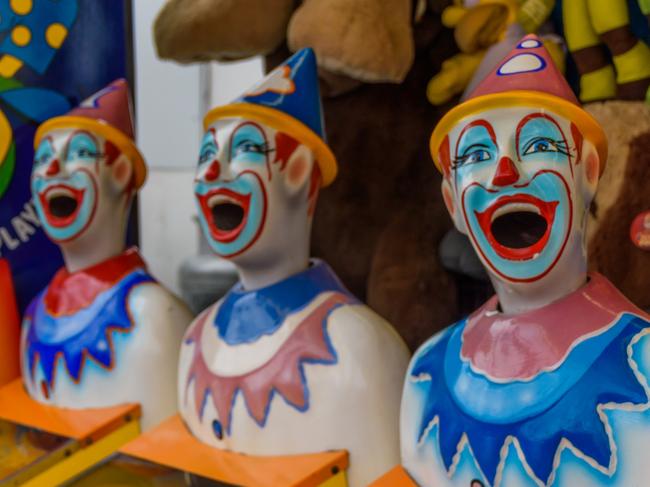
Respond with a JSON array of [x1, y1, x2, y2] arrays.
[[153, 0, 463, 350], [585, 101, 650, 311], [155, 0, 416, 85]]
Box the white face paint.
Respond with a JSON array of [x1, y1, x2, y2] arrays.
[[32, 128, 134, 272], [194, 117, 320, 289], [440, 106, 600, 312]]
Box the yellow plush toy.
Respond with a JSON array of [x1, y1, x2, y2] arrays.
[[563, 0, 650, 102], [427, 0, 558, 106]]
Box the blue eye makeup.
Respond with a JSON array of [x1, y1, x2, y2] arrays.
[[66, 133, 100, 162], [454, 125, 497, 169], [34, 139, 54, 166], [518, 117, 570, 160], [199, 131, 218, 165], [230, 124, 269, 163]]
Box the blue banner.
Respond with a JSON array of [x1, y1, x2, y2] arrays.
[[0, 0, 130, 312]]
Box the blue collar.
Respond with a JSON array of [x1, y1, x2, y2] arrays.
[[411, 313, 650, 485], [26, 268, 154, 392], [214, 259, 355, 345]]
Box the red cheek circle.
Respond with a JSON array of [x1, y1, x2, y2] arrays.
[[112, 158, 132, 187], [442, 184, 455, 216], [586, 152, 599, 184], [287, 154, 308, 186]]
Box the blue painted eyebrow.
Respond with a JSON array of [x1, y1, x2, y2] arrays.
[[457, 126, 496, 157], [229, 124, 266, 163], [231, 124, 265, 149], [517, 118, 563, 150], [66, 133, 98, 160], [35, 139, 54, 165], [200, 131, 217, 151]]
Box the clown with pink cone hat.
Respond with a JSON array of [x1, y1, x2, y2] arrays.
[[399, 35, 650, 487], [24, 80, 192, 430]]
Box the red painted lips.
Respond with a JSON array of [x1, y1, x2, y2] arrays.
[[39, 184, 85, 228], [197, 188, 250, 243], [474, 194, 559, 261]]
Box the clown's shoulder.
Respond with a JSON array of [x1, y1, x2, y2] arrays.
[[400, 321, 458, 424], [125, 276, 193, 339], [317, 296, 411, 412], [323, 297, 411, 365]]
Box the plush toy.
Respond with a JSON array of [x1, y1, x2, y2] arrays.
[[426, 0, 559, 106], [404, 34, 650, 487], [584, 101, 650, 311], [178, 49, 410, 487], [22, 80, 193, 430], [563, 0, 650, 102], [154, 0, 415, 85]]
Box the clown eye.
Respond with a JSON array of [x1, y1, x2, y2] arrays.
[[233, 141, 267, 157], [35, 141, 54, 166], [72, 148, 100, 159], [453, 148, 492, 168], [67, 134, 100, 161], [199, 148, 216, 165], [35, 153, 52, 165], [523, 137, 568, 156]]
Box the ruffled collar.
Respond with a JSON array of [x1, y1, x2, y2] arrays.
[[214, 259, 351, 345], [44, 248, 146, 316], [460, 273, 647, 380]]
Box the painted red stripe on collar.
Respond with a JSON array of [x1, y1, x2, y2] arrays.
[[44, 247, 146, 317]]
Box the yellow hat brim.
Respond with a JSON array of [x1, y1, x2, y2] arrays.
[[203, 103, 338, 187], [34, 116, 147, 189], [430, 91, 608, 176]]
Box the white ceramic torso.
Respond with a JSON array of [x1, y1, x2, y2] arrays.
[[178, 288, 410, 487], [401, 279, 650, 487], [22, 280, 192, 430]]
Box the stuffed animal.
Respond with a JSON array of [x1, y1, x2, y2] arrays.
[[154, 0, 415, 85], [563, 0, 650, 102], [585, 101, 650, 310], [426, 0, 558, 106]]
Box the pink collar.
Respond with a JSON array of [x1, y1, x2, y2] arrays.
[[461, 273, 648, 380]]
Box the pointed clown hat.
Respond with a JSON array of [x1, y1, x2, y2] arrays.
[[34, 79, 147, 189], [430, 35, 607, 176], [203, 48, 337, 186]]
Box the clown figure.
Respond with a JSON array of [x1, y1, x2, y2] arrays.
[[178, 49, 410, 487], [22, 80, 193, 430], [401, 35, 650, 487]]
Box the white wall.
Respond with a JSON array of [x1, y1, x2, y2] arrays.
[[132, 1, 262, 294]]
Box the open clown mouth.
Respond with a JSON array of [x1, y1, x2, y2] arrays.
[[474, 194, 558, 261], [39, 185, 85, 228], [197, 188, 250, 243]]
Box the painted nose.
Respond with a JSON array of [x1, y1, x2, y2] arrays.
[[45, 159, 61, 177], [491, 156, 519, 187], [204, 160, 220, 182]]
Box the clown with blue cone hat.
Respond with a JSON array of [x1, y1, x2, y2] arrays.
[[178, 47, 410, 487], [203, 48, 338, 186]]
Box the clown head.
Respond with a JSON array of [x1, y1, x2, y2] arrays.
[[194, 49, 337, 289], [31, 80, 145, 271], [431, 35, 607, 311]]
